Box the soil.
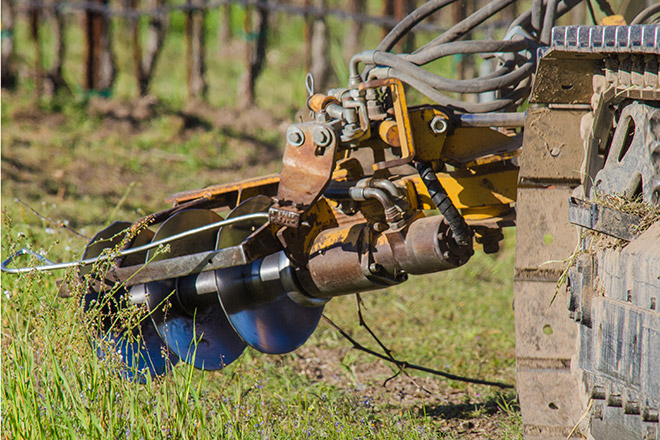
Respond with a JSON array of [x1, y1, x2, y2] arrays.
[[288, 345, 518, 439]]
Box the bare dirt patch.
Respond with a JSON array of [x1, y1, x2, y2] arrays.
[[291, 345, 519, 439]]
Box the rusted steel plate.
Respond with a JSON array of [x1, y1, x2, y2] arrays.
[[514, 280, 577, 360], [276, 123, 337, 206], [519, 108, 588, 184], [514, 186, 579, 275], [166, 174, 280, 207], [106, 245, 248, 286], [516, 368, 582, 440]]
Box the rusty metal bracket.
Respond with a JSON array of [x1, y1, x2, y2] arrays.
[[270, 121, 338, 228], [360, 225, 407, 287], [568, 197, 643, 241]]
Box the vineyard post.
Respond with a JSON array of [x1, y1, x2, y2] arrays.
[[47, 0, 68, 95], [85, 0, 115, 94], [343, 0, 365, 62], [132, 0, 167, 96], [186, 0, 208, 100], [303, 0, 312, 72], [238, 0, 269, 108], [29, 4, 43, 101], [393, 0, 415, 52], [381, 0, 393, 39], [131, 0, 143, 96], [1, 0, 18, 89], [219, 3, 233, 52], [310, 0, 331, 92]]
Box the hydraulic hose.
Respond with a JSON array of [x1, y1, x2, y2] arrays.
[[374, 51, 535, 94], [631, 3, 660, 24], [405, 38, 536, 66], [377, 0, 458, 52], [508, 0, 583, 39], [540, 0, 559, 45], [414, 0, 518, 53], [388, 69, 530, 113], [531, 0, 544, 35], [415, 162, 471, 246]]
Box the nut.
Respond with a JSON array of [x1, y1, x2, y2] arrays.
[[430, 116, 448, 134], [286, 126, 305, 147], [312, 126, 333, 148]]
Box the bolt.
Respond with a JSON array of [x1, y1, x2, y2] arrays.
[[372, 222, 388, 233], [592, 403, 603, 420], [652, 183, 660, 204], [369, 263, 381, 273], [341, 123, 361, 141], [313, 126, 332, 147], [430, 116, 448, 134], [286, 127, 305, 147], [550, 146, 561, 157]]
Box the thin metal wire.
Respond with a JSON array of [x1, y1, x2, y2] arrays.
[[1, 212, 269, 274]]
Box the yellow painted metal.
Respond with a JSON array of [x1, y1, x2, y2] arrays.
[[360, 78, 415, 171], [165, 164, 517, 224], [408, 107, 449, 162], [166, 174, 281, 208], [406, 105, 520, 166], [463, 149, 521, 168], [309, 222, 360, 253], [460, 206, 513, 221], [440, 128, 518, 166], [332, 158, 365, 181], [600, 15, 626, 25], [398, 168, 518, 210], [297, 197, 339, 254], [378, 120, 400, 147]]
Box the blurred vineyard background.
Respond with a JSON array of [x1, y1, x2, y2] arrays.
[[3, 0, 615, 111]]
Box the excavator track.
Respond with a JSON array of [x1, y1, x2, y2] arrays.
[[515, 25, 660, 440]]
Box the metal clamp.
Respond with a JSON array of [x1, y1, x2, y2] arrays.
[[359, 77, 415, 171]]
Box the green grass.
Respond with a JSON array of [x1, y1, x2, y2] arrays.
[[2, 197, 520, 439], [2, 7, 522, 438]]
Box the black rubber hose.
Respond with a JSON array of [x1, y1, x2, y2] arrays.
[[378, 0, 458, 52], [405, 38, 536, 66], [540, 0, 559, 44], [531, 0, 544, 35], [415, 162, 471, 246], [374, 51, 535, 94], [508, 0, 583, 39], [414, 0, 518, 53], [389, 69, 530, 113], [631, 3, 660, 24]]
